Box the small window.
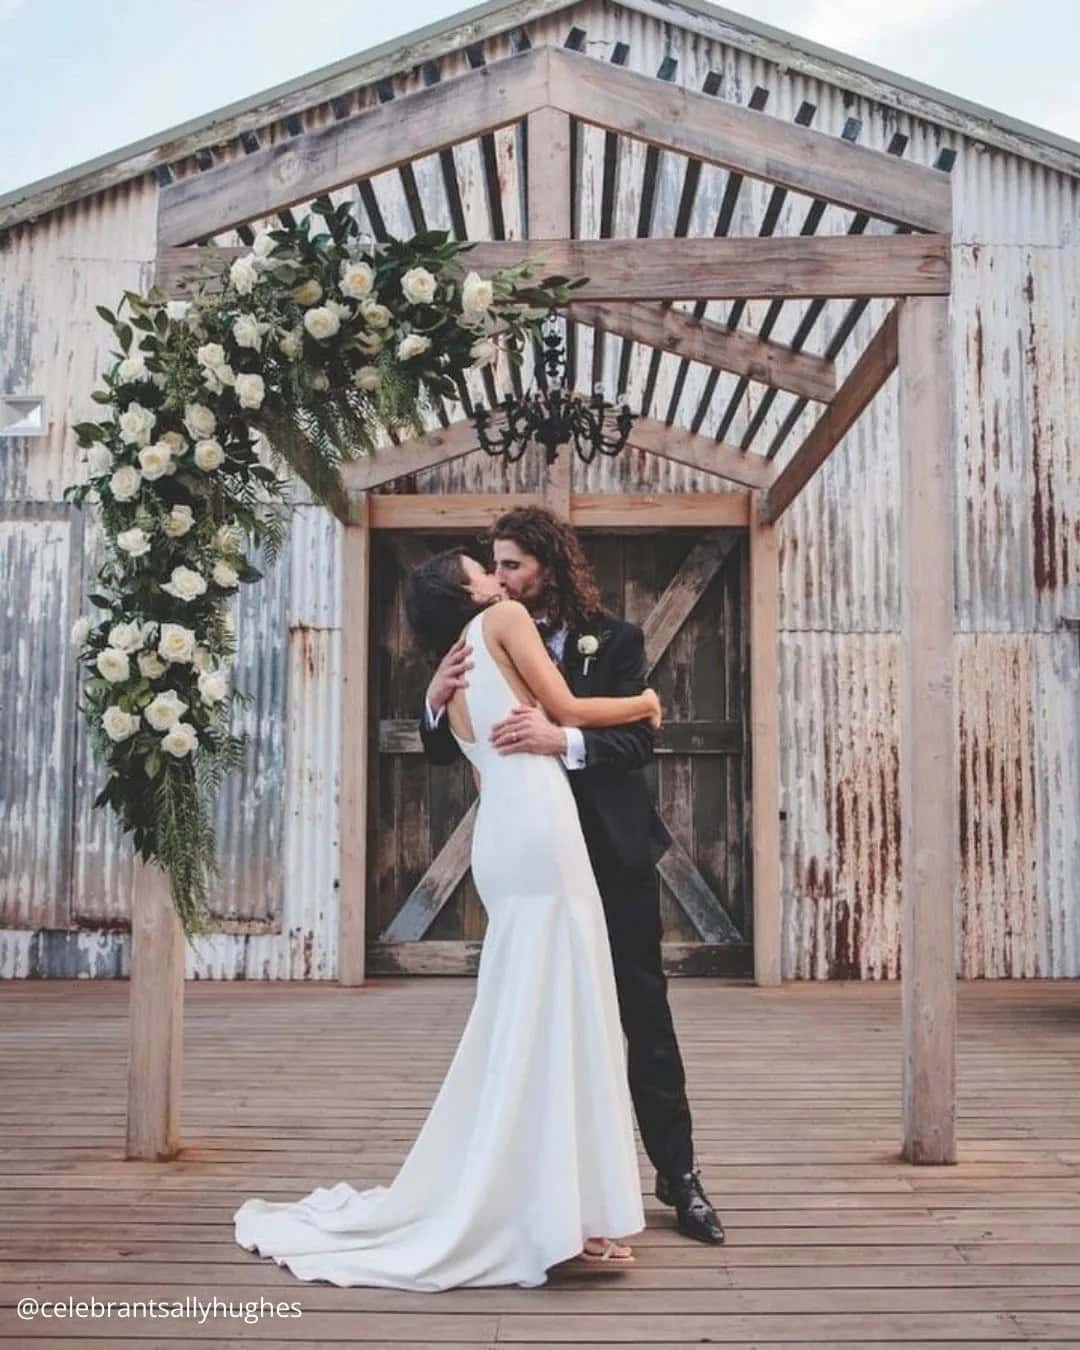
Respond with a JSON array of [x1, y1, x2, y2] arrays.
[[0, 395, 47, 437]]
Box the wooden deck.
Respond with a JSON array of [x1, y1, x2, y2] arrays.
[[2, 976, 1079, 1347]]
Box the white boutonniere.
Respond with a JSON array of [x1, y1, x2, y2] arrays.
[[577, 631, 607, 676]]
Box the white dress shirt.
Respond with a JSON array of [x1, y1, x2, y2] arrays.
[[424, 619, 586, 771]]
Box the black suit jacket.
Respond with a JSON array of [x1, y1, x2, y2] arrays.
[[418, 612, 671, 876]]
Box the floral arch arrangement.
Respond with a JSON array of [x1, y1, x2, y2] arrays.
[[64, 196, 581, 938]]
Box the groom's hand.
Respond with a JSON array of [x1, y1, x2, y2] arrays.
[[490, 705, 567, 757]]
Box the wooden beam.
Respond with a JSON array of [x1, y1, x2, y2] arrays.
[[339, 493, 371, 986], [761, 306, 899, 524], [529, 105, 573, 520], [656, 837, 744, 945], [748, 497, 781, 988], [549, 46, 952, 234], [569, 300, 837, 404], [125, 862, 184, 1160], [341, 421, 479, 493], [627, 417, 773, 489], [160, 234, 952, 301], [897, 295, 957, 1164], [642, 533, 742, 674], [569, 492, 751, 529], [367, 493, 541, 529], [157, 47, 550, 245], [380, 804, 476, 942]]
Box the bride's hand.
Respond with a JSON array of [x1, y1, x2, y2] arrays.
[[643, 688, 662, 730]]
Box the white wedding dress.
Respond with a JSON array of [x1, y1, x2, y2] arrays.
[[233, 606, 645, 1290]]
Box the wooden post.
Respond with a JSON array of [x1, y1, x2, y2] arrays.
[[528, 106, 572, 518], [125, 861, 184, 1160], [339, 493, 371, 985], [748, 497, 782, 986], [897, 295, 957, 1164]]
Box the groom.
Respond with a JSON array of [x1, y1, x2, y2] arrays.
[[418, 505, 725, 1245]]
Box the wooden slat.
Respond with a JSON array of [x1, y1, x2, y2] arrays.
[[549, 45, 952, 233], [379, 803, 476, 942], [748, 499, 781, 988], [160, 233, 953, 301], [656, 837, 744, 944], [897, 295, 958, 1165], [642, 533, 743, 674], [124, 862, 183, 1161], [368, 493, 542, 529], [626, 417, 774, 489], [761, 306, 900, 524], [339, 494, 371, 985], [156, 46, 550, 245], [569, 300, 837, 403], [569, 492, 751, 528], [341, 422, 480, 493]]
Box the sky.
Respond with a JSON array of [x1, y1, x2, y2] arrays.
[[0, 0, 1077, 200]]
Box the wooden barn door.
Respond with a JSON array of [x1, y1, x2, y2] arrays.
[[367, 528, 752, 977]]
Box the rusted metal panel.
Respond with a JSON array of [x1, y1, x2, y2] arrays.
[[0, 504, 82, 930]]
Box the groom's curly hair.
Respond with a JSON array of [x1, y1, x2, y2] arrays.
[[489, 506, 603, 632]]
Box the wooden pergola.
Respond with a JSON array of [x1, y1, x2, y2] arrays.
[[135, 44, 957, 1170]]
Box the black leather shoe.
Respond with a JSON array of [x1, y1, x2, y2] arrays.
[[655, 1166, 726, 1244]]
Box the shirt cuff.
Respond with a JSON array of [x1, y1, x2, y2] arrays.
[[424, 699, 444, 729], [561, 726, 586, 771]]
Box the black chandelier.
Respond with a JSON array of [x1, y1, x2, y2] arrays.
[[470, 315, 637, 466]]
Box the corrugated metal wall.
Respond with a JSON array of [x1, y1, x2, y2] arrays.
[[1, 0, 1076, 977]]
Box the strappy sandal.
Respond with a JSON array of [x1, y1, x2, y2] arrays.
[[578, 1238, 635, 1267]]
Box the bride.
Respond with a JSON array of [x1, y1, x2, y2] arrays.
[[233, 547, 662, 1290]]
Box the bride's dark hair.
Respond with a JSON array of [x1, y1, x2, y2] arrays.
[[404, 548, 490, 657]]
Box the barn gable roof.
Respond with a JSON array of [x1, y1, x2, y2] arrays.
[[2, 0, 1079, 232]]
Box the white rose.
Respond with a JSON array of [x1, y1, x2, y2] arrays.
[[162, 504, 195, 538], [137, 443, 172, 481], [577, 634, 600, 656], [303, 306, 341, 341], [309, 371, 330, 391], [117, 351, 148, 383], [144, 689, 188, 731], [192, 645, 212, 672], [183, 402, 216, 440], [116, 528, 151, 562], [353, 331, 383, 355], [158, 623, 196, 663], [70, 616, 92, 649], [326, 299, 351, 321], [102, 705, 140, 742], [212, 561, 239, 588], [397, 333, 431, 361], [360, 300, 391, 329], [253, 231, 277, 259], [204, 361, 235, 388], [469, 337, 497, 368], [161, 565, 207, 603], [160, 430, 189, 457], [87, 443, 113, 477], [232, 313, 263, 350], [461, 271, 494, 317], [161, 721, 199, 758], [401, 266, 437, 305], [197, 669, 229, 705], [166, 300, 191, 322], [196, 342, 227, 370], [278, 328, 303, 360], [235, 373, 265, 409], [117, 402, 156, 447], [138, 651, 167, 679], [107, 621, 144, 652], [339, 261, 374, 299], [194, 438, 225, 472], [292, 278, 323, 306], [109, 465, 142, 502], [230, 254, 259, 295], [352, 365, 380, 392], [96, 647, 130, 683], [214, 522, 244, 554]]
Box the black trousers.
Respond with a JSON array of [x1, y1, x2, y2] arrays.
[[581, 817, 695, 1180]]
